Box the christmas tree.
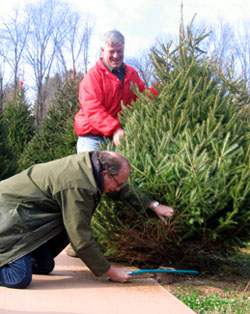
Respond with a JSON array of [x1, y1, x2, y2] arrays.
[[93, 23, 250, 268], [18, 76, 80, 170]]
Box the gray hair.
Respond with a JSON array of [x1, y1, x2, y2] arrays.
[[102, 30, 125, 46], [94, 151, 130, 175]]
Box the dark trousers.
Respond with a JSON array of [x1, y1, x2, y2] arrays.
[[0, 231, 69, 289], [0, 243, 55, 289]]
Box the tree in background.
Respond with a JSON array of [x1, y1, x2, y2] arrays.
[[0, 110, 12, 180], [0, 85, 34, 179], [18, 75, 81, 171], [56, 12, 94, 76], [24, 0, 72, 126], [199, 17, 250, 92], [92, 22, 250, 269], [0, 0, 94, 126], [0, 70, 3, 110], [0, 8, 29, 101], [233, 20, 250, 91], [126, 51, 154, 87]]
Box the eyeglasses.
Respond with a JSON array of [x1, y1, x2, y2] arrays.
[[110, 173, 124, 188]]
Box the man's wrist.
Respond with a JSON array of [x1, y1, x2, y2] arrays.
[[113, 127, 122, 135], [150, 201, 160, 210], [105, 265, 113, 276]]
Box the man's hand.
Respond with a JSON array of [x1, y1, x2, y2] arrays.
[[105, 265, 132, 282], [150, 203, 175, 226], [113, 128, 125, 146]]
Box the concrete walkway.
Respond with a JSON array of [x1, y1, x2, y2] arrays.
[[0, 251, 194, 314]]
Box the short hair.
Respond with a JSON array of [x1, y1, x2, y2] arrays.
[[102, 30, 125, 46], [94, 151, 130, 175]]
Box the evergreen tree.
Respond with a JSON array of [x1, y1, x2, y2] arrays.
[[92, 23, 250, 268], [2, 99, 35, 175], [18, 77, 80, 170], [0, 89, 35, 178], [0, 111, 12, 180]]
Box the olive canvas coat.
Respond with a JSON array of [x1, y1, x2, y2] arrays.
[[0, 153, 151, 276]]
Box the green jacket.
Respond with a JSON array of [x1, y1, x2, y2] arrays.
[[0, 153, 151, 276]]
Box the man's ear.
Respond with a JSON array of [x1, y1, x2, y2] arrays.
[[101, 170, 108, 176]]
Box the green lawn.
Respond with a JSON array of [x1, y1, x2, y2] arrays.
[[164, 247, 250, 313]]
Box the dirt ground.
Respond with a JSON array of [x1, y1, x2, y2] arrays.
[[163, 274, 250, 299], [158, 248, 250, 301]]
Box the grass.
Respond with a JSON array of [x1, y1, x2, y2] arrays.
[[172, 287, 250, 313], [161, 246, 250, 313]]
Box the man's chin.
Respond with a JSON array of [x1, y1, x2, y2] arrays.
[[111, 62, 122, 69]]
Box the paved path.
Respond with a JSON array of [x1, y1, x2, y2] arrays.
[[0, 251, 194, 314]]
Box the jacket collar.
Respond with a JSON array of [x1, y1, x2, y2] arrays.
[[90, 152, 104, 193], [98, 57, 126, 72], [102, 58, 125, 72]]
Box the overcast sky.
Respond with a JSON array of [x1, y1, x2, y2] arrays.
[[68, 0, 250, 62], [1, 0, 250, 64]]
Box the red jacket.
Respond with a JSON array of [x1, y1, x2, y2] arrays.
[[74, 58, 146, 137]]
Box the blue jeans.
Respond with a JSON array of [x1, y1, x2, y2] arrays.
[[77, 135, 107, 153], [0, 243, 55, 289]]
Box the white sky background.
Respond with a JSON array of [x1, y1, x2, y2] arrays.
[[1, 0, 250, 66], [68, 0, 250, 63], [0, 0, 250, 59]]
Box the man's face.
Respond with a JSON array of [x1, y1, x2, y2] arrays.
[[102, 167, 130, 194], [101, 41, 124, 70]]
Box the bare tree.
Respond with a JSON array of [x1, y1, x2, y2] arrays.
[[56, 12, 94, 76], [0, 47, 4, 110], [24, 0, 71, 126], [126, 51, 154, 87], [21, 0, 94, 126], [200, 19, 235, 77], [0, 8, 29, 100], [233, 20, 250, 90], [199, 18, 250, 92], [0, 70, 3, 111]]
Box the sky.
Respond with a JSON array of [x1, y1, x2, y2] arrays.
[[1, 0, 250, 65], [68, 0, 250, 62]]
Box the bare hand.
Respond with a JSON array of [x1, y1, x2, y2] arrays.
[[152, 204, 175, 226], [113, 128, 125, 146], [105, 266, 132, 283]]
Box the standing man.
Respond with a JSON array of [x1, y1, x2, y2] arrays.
[[74, 29, 157, 153], [71, 29, 158, 257], [0, 151, 174, 289]]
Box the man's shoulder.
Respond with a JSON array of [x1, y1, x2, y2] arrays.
[[124, 63, 140, 76], [47, 153, 97, 192], [90, 59, 106, 73], [83, 59, 107, 81]]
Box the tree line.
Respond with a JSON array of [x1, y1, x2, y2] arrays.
[[0, 0, 93, 126], [1, 1, 250, 127]]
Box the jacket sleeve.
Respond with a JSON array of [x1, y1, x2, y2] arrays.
[[79, 71, 121, 137], [55, 187, 111, 276], [107, 184, 153, 210]]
